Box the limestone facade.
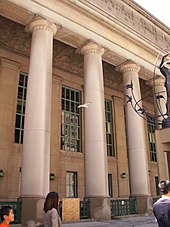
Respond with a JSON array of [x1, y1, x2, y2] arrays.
[[0, 0, 170, 223]]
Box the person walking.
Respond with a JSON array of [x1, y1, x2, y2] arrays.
[[153, 180, 170, 227], [43, 192, 61, 227]]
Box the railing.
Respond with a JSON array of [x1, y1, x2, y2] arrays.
[[0, 201, 21, 224], [80, 200, 90, 219], [0, 197, 138, 223], [110, 197, 137, 217]]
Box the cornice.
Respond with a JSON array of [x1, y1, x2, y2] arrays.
[[60, 0, 169, 53], [124, 0, 170, 32]]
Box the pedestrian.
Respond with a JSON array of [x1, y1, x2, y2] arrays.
[[43, 192, 61, 227], [0, 206, 14, 227], [153, 180, 170, 227]]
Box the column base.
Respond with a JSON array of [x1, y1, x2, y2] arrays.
[[135, 195, 153, 215], [20, 196, 45, 226], [88, 196, 111, 221]]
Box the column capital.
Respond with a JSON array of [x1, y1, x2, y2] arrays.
[[147, 75, 165, 87], [28, 16, 57, 35], [80, 41, 104, 56], [116, 60, 140, 74]]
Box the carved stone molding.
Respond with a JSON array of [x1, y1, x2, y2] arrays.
[[80, 42, 104, 56], [28, 17, 57, 35], [146, 74, 165, 86], [116, 61, 140, 74], [52, 75, 63, 85], [0, 0, 33, 25], [0, 57, 21, 70], [60, 151, 84, 162]]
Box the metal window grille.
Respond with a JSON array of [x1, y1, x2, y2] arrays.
[[110, 198, 137, 217], [14, 72, 28, 144], [147, 115, 157, 162], [108, 174, 113, 197], [80, 199, 90, 219], [105, 99, 115, 157], [66, 171, 77, 198], [61, 86, 81, 152]]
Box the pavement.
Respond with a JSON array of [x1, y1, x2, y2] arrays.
[[62, 215, 158, 226]]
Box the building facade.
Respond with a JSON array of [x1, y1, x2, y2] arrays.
[[0, 0, 170, 224]]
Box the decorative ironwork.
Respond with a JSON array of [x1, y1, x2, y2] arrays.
[[125, 49, 170, 129], [110, 198, 137, 217]]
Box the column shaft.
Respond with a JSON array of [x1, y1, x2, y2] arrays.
[[21, 18, 57, 197], [154, 76, 167, 129], [120, 62, 150, 197], [81, 42, 110, 220], [81, 43, 108, 197]]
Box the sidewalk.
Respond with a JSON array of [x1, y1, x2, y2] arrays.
[[62, 216, 158, 226]]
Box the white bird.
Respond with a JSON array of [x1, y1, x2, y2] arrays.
[[78, 102, 91, 108]]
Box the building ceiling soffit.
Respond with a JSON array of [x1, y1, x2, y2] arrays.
[[0, 0, 34, 25]]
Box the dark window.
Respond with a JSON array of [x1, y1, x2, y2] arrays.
[[61, 86, 81, 152], [14, 72, 28, 144], [155, 176, 160, 196], [108, 174, 113, 197], [147, 115, 157, 162], [105, 99, 115, 157]]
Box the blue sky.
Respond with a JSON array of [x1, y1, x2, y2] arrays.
[[134, 0, 170, 28]]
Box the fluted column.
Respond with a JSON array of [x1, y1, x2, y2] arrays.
[[21, 17, 57, 224], [80, 42, 110, 220], [118, 61, 151, 214]]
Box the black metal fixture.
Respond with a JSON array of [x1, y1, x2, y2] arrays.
[[120, 172, 127, 179], [0, 169, 4, 177], [50, 173, 55, 180], [125, 50, 170, 129]]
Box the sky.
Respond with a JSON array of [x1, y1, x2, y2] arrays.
[[134, 0, 170, 28]]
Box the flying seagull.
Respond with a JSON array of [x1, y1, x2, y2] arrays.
[[78, 102, 91, 108]]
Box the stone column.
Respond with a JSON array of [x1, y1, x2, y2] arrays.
[[153, 76, 169, 180], [118, 61, 151, 214], [21, 17, 57, 224], [80, 42, 110, 220], [153, 76, 167, 129]]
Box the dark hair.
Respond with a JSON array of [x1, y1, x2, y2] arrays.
[[0, 206, 13, 221], [158, 180, 170, 194], [43, 192, 59, 213]]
